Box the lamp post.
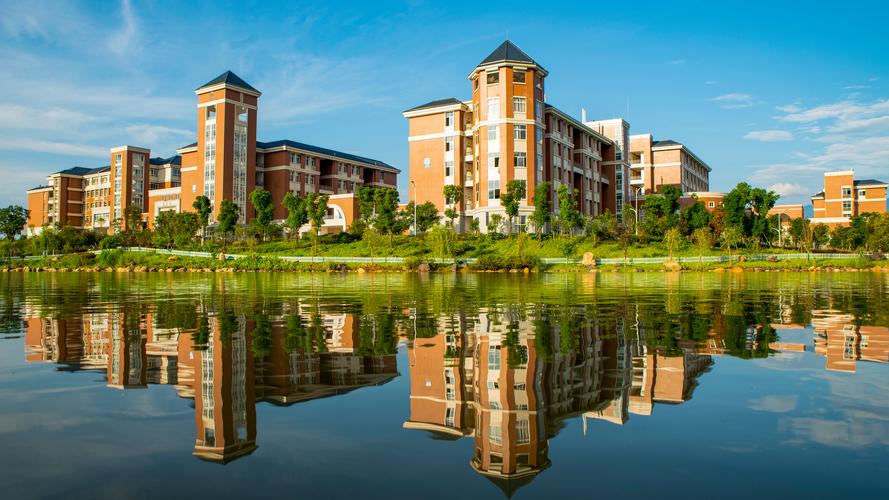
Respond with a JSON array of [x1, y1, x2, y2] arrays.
[[633, 186, 643, 235], [410, 180, 417, 236]]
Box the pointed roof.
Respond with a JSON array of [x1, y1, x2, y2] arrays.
[[478, 40, 542, 70], [403, 97, 465, 113], [196, 71, 260, 94]]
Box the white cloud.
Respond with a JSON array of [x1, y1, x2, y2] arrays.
[[768, 182, 810, 197], [124, 124, 194, 144], [667, 59, 685, 65], [747, 96, 889, 204], [0, 137, 107, 157], [749, 395, 798, 413], [107, 0, 136, 56], [704, 80, 718, 85], [744, 130, 793, 142], [710, 93, 756, 109]]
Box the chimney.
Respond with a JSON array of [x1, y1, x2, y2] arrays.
[[581, 108, 587, 123]]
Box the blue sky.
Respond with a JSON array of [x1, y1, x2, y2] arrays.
[[1, 0, 888, 207]]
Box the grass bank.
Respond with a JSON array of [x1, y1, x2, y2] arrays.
[[3, 249, 886, 274]]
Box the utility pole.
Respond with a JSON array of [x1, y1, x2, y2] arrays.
[[410, 180, 417, 235]]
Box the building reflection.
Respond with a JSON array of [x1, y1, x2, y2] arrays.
[[808, 310, 888, 372], [23, 304, 398, 464], [403, 309, 713, 495]]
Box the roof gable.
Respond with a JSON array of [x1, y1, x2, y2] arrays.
[[197, 71, 259, 93], [479, 40, 538, 67]]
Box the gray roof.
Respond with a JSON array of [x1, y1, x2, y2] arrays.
[[652, 139, 682, 148], [197, 71, 259, 93], [811, 191, 825, 199], [854, 179, 887, 187], [404, 97, 464, 113], [478, 40, 540, 69], [53, 166, 109, 176], [257, 139, 398, 172], [27, 185, 51, 192], [150, 155, 182, 166]]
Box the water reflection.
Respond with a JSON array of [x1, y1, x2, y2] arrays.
[[8, 273, 889, 496], [24, 305, 398, 463]]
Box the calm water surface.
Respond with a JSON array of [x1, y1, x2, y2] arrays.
[[1, 272, 888, 499]]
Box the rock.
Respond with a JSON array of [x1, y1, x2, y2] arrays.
[[581, 252, 596, 267], [663, 260, 682, 272], [22, 266, 30, 272], [417, 263, 430, 273], [523, 267, 530, 274], [713, 267, 726, 273], [731, 266, 744, 273], [165, 268, 174, 273], [357, 268, 367, 274], [116, 267, 129, 273]]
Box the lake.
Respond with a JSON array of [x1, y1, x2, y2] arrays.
[[1, 272, 888, 499]]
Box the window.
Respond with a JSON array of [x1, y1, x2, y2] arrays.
[[842, 187, 852, 198], [859, 189, 867, 198], [445, 161, 454, 177], [516, 420, 530, 445], [535, 100, 543, 122], [487, 97, 499, 119], [474, 78, 479, 90], [513, 96, 526, 114], [514, 152, 527, 168], [445, 136, 454, 152], [445, 407, 455, 427], [708, 201, 715, 208], [488, 179, 501, 200], [445, 111, 453, 127], [842, 200, 852, 213], [486, 71, 499, 85], [514, 124, 526, 140], [290, 153, 300, 165], [513, 70, 526, 83], [488, 125, 498, 141], [487, 154, 500, 170]]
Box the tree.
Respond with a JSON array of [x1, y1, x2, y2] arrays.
[[372, 188, 404, 247], [866, 213, 889, 252], [355, 185, 377, 233], [282, 192, 309, 240], [153, 211, 199, 249], [500, 180, 526, 236], [721, 182, 779, 247], [250, 189, 274, 242], [721, 225, 744, 259], [193, 195, 212, 244], [693, 227, 713, 266], [0, 205, 28, 264], [813, 224, 830, 249], [443, 185, 463, 230], [123, 205, 145, 246], [557, 236, 580, 264], [216, 200, 240, 252], [664, 227, 683, 260], [639, 186, 681, 239], [681, 201, 712, 235], [530, 182, 552, 240], [404, 201, 440, 234], [556, 184, 581, 236], [489, 213, 503, 235], [306, 193, 329, 248]]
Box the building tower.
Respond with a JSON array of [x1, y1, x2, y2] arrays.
[[183, 71, 260, 224], [109, 146, 151, 230], [470, 40, 547, 233]]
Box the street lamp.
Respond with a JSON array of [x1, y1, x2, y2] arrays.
[[410, 180, 417, 236], [632, 186, 643, 235]]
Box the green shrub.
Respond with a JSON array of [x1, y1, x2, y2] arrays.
[[470, 254, 540, 271]]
